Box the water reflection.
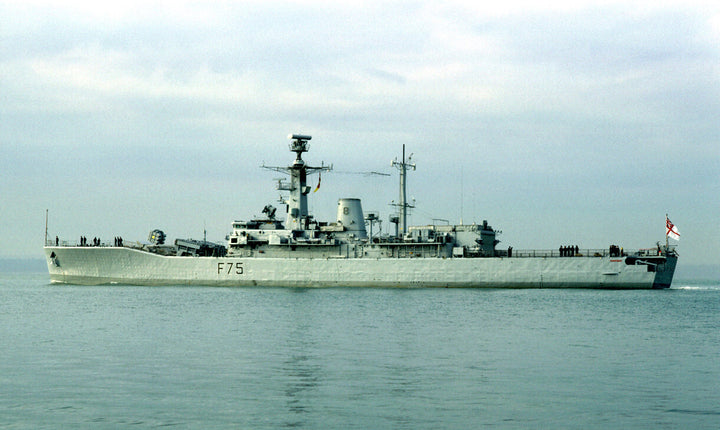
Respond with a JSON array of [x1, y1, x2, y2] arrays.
[[283, 352, 320, 417], [280, 292, 322, 428]]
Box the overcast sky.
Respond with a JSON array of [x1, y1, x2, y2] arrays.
[[1, 0, 718, 266]]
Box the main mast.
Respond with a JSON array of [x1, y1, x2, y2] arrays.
[[391, 144, 416, 236]]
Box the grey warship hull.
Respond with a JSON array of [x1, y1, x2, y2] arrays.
[[44, 245, 677, 289], [44, 134, 678, 289]]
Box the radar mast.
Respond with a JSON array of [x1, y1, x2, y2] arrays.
[[262, 134, 332, 230]]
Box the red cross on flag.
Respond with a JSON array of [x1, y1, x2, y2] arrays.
[[666, 216, 680, 241]]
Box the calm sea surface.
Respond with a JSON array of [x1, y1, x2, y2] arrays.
[[1, 272, 719, 429]]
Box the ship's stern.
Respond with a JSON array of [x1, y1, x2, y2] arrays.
[[652, 251, 678, 289]]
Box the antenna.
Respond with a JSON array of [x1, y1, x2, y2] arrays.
[[334, 170, 391, 177], [460, 165, 464, 225], [391, 144, 416, 236], [288, 134, 311, 161]]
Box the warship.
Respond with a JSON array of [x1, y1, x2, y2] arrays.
[[44, 134, 678, 288]]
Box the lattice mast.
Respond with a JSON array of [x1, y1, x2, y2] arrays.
[[391, 144, 416, 236]]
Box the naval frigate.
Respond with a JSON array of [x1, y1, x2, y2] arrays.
[[44, 134, 678, 288]]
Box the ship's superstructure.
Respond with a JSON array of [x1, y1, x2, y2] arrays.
[[223, 135, 499, 260], [44, 134, 678, 288]]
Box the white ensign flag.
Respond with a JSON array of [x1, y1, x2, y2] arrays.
[[666, 217, 680, 241]]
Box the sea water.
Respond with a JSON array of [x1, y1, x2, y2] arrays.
[[1, 272, 718, 429]]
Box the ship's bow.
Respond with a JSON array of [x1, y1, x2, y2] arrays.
[[44, 247, 64, 283]]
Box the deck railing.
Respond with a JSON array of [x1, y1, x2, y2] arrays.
[[45, 239, 118, 247], [45, 238, 674, 259], [503, 247, 668, 258]]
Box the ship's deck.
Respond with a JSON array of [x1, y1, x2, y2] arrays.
[[45, 239, 672, 259]]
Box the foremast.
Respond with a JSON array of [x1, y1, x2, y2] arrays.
[[262, 134, 332, 230]]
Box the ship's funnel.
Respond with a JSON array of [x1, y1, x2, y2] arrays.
[[337, 198, 367, 239]]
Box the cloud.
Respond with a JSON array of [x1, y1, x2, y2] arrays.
[[1, 0, 718, 264]]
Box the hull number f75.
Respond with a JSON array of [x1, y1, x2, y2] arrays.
[[217, 262, 244, 275]]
